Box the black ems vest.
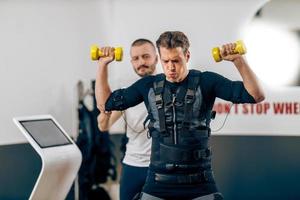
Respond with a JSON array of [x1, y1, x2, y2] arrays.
[[146, 70, 214, 183]]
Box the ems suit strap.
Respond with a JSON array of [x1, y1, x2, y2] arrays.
[[160, 144, 211, 162], [143, 113, 154, 139], [174, 85, 187, 105], [183, 75, 200, 130], [153, 75, 166, 133], [154, 170, 214, 184]]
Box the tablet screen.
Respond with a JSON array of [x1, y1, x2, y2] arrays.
[[20, 119, 72, 148]]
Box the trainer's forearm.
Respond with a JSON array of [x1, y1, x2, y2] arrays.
[[98, 113, 110, 131], [98, 111, 122, 132], [95, 63, 111, 112], [234, 57, 265, 102]]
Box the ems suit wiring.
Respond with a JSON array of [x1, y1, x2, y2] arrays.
[[211, 103, 233, 132], [120, 103, 233, 134]]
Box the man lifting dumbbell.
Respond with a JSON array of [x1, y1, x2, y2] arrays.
[[212, 40, 247, 62], [94, 39, 158, 200], [95, 31, 265, 200]]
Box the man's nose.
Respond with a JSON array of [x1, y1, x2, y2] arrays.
[[138, 58, 146, 66], [168, 61, 175, 70]]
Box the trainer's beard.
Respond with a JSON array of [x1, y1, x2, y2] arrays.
[[135, 65, 152, 77]]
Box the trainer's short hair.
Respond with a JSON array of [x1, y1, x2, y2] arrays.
[[131, 38, 155, 49]]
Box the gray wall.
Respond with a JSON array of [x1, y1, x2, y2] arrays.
[[0, 143, 41, 200], [211, 135, 300, 200]]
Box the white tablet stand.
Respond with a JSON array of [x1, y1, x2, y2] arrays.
[[13, 115, 82, 200]]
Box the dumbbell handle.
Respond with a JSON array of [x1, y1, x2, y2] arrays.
[[212, 40, 247, 62], [90, 45, 123, 61]]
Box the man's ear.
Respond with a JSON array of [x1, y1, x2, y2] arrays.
[[185, 50, 190, 62], [155, 54, 158, 65]]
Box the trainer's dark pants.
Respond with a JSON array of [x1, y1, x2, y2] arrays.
[[119, 163, 148, 200]]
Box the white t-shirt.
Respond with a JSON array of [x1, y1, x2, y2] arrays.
[[122, 102, 152, 167]]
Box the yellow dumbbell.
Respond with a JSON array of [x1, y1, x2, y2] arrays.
[[212, 40, 247, 62], [90, 45, 123, 61]]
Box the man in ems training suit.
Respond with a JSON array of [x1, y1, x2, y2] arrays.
[[97, 39, 158, 200], [95, 31, 265, 200]]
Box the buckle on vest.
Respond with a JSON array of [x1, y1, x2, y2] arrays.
[[204, 170, 214, 182], [185, 89, 195, 104], [165, 163, 176, 170], [193, 148, 211, 160], [155, 95, 163, 109]]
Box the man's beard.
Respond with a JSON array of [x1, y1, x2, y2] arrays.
[[135, 65, 154, 77]]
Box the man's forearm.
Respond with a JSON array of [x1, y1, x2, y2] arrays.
[[95, 63, 111, 112], [234, 57, 265, 102]]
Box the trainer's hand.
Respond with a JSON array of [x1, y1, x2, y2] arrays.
[[98, 46, 115, 65], [220, 43, 243, 62]]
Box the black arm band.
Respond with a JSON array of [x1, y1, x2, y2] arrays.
[[105, 89, 126, 111]]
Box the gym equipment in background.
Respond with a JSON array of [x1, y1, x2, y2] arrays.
[[76, 80, 117, 200]]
